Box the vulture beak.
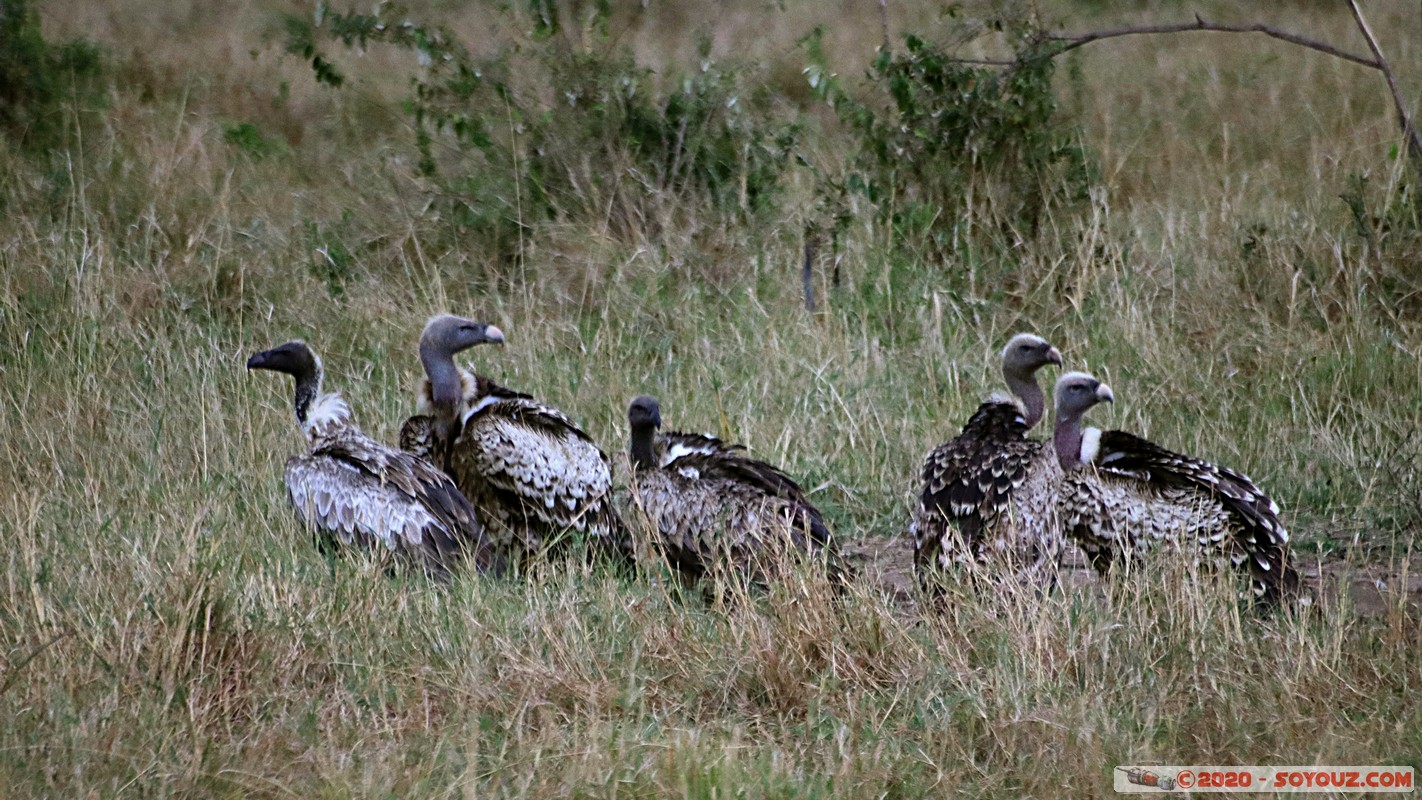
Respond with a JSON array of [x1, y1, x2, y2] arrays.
[[1046, 346, 1064, 367], [246, 351, 271, 371], [482, 324, 506, 345], [1095, 383, 1115, 403]]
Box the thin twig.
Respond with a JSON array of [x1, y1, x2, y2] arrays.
[[1344, 0, 1422, 170], [946, 56, 1019, 66], [948, 18, 1380, 70], [802, 231, 818, 312], [1043, 17, 1380, 70], [879, 0, 890, 53], [0, 631, 70, 699]]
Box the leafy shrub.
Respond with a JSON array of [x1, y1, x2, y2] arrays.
[[1338, 171, 1422, 318], [304, 218, 356, 298], [223, 121, 283, 159], [286, 3, 798, 264], [802, 24, 1094, 265], [0, 0, 103, 150]]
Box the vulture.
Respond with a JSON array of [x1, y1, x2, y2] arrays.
[[246, 340, 497, 579], [1050, 371, 1298, 606], [911, 333, 1065, 589], [398, 314, 631, 568], [624, 395, 842, 589]]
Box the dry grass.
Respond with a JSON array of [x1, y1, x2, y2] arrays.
[[2, 0, 1420, 796]]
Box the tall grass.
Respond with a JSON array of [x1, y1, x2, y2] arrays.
[[1, 0, 1419, 795]]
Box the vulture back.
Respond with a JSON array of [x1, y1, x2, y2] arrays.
[[912, 401, 1063, 586], [1061, 430, 1297, 605], [401, 377, 630, 568], [627, 417, 842, 590], [287, 431, 500, 579]]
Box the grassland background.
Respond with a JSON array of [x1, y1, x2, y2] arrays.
[[1, 0, 1420, 796]]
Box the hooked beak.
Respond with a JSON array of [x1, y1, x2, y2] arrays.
[[246, 351, 271, 371], [482, 324, 505, 345], [1046, 346, 1064, 367], [1096, 383, 1115, 403]]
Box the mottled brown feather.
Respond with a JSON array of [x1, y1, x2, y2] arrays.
[[1060, 430, 1297, 605], [629, 431, 841, 587], [402, 374, 630, 567], [285, 424, 498, 580], [911, 401, 1062, 589]]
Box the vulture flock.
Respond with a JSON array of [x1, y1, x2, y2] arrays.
[[248, 320, 1299, 608]]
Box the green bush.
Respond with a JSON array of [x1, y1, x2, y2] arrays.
[[0, 0, 103, 150], [223, 121, 283, 159], [803, 24, 1094, 265], [1338, 171, 1422, 318], [286, 3, 797, 264]]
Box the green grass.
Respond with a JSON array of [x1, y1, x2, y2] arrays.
[[1, 0, 1420, 796]]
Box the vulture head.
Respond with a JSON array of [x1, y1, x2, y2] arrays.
[[1052, 371, 1114, 467], [1054, 371, 1114, 415], [420, 314, 506, 358], [419, 314, 505, 431], [247, 340, 320, 381], [999, 333, 1063, 427], [628, 395, 663, 430], [248, 340, 325, 424], [1000, 333, 1063, 378], [627, 395, 663, 470]]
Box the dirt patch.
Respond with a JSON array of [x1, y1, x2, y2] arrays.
[[1302, 556, 1422, 617], [841, 536, 1422, 618]]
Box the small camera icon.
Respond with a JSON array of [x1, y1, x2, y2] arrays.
[[1122, 767, 1177, 791]]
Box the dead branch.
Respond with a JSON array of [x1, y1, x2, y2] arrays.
[[1042, 17, 1379, 70], [879, 0, 890, 53], [944, 19, 1378, 70], [1344, 0, 1422, 167], [943, 11, 1422, 181]]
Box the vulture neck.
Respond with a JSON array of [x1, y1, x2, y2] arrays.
[[1004, 369, 1046, 428], [629, 425, 659, 472], [420, 341, 466, 430], [292, 368, 322, 426], [288, 366, 351, 441], [1053, 408, 1090, 469]]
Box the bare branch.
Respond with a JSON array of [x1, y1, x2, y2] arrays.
[[1344, 0, 1422, 170], [1043, 18, 1380, 70], [941, 18, 1380, 71], [802, 232, 818, 312], [945, 56, 1019, 67], [934, 12, 1422, 179], [879, 0, 890, 53]]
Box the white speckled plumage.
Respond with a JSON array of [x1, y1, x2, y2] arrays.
[[911, 405, 1065, 579], [402, 368, 628, 566], [911, 334, 1065, 591], [626, 396, 841, 588], [248, 341, 496, 580], [1052, 372, 1297, 606], [629, 467, 836, 585]]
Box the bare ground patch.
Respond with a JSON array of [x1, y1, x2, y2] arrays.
[[842, 535, 1422, 618]]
